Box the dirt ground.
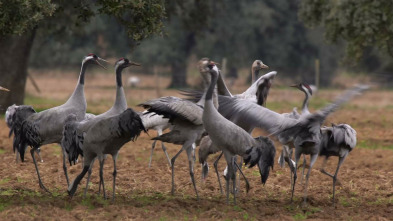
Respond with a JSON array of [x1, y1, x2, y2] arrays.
[[0, 70, 392, 220]]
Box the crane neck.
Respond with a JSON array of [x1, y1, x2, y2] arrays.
[[301, 90, 310, 114], [206, 70, 219, 101], [252, 67, 259, 84], [78, 61, 88, 85], [116, 67, 123, 87]]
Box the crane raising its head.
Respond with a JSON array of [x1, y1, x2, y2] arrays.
[[115, 58, 141, 70], [83, 53, 108, 69], [0, 86, 9, 92]]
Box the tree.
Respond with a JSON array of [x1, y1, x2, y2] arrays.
[[0, 0, 166, 109], [299, 0, 393, 62]]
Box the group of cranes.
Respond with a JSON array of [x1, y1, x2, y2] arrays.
[[4, 55, 366, 207]]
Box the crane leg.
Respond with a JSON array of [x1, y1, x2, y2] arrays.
[[161, 142, 172, 167], [300, 155, 306, 185], [236, 157, 243, 193], [112, 153, 118, 202], [36, 147, 43, 163], [302, 153, 318, 206], [99, 158, 106, 199], [62, 145, 70, 186], [148, 140, 158, 168], [31, 147, 50, 193], [320, 156, 335, 178], [231, 156, 237, 205], [234, 161, 250, 193], [332, 154, 347, 207], [213, 151, 224, 195], [170, 146, 185, 195], [84, 158, 96, 198], [291, 150, 301, 202], [68, 166, 89, 197], [98, 158, 105, 195], [186, 144, 199, 200]]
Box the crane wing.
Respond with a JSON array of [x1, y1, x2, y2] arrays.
[[139, 96, 203, 125], [238, 71, 277, 106]]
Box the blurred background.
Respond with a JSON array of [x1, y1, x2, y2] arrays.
[[1, 0, 393, 110]]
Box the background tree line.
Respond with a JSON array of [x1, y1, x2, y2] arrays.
[[1, 0, 393, 108]]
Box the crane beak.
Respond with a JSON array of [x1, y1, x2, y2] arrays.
[[290, 84, 299, 88], [260, 64, 269, 69], [95, 57, 107, 70], [129, 61, 141, 67], [0, 86, 10, 92]]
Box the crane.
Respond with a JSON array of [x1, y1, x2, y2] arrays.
[[67, 108, 146, 201], [138, 58, 215, 199], [320, 123, 357, 206], [197, 68, 275, 193], [189, 82, 367, 205], [8, 54, 106, 192], [6, 104, 42, 163], [62, 58, 140, 196], [139, 111, 171, 167], [202, 62, 276, 204]]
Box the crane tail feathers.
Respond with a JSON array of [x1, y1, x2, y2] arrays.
[[243, 136, 276, 185]]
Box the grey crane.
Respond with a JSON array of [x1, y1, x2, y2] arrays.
[[197, 68, 275, 192], [190, 82, 367, 205], [140, 111, 171, 167], [202, 62, 276, 204], [0, 86, 9, 92], [62, 58, 140, 196], [278, 83, 314, 181], [6, 104, 42, 163], [8, 54, 106, 192], [138, 58, 215, 199], [67, 108, 146, 201], [251, 60, 269, 84], [319, 123, 356, 206]]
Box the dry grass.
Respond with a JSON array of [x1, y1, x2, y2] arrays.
[[0, 70, 392, 220]]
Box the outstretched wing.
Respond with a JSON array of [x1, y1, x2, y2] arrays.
[[139, 96, 203, 125], [272, 85, 368, 141], [238, 71, 277, 106]]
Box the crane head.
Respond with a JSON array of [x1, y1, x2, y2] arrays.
[[115, 58, 141, 70], [253, 60, 269, 70], [291, 83, 313, 96], [84, 53, 107, 69], [0, 86, 9, 92]]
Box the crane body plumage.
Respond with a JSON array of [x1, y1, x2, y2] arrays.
[[202, 63, 275, 204], [62, 58, 139, 196], [67, 108, 146, 200], [8, 54, 106, 192]]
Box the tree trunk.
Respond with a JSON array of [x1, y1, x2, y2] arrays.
[[169, 32, 195, 88], [169, 61, 188, 88], [0, 30, 36, 112]]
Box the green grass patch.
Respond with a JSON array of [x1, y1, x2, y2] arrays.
[[0, 178, 11, 185], [0, 149, 6, 155], [357, 140, 393, 150]]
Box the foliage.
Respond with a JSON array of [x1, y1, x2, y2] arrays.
[[299, 0, 393, 62], [0, 0, 166, 42], [0, 0, 56, 36]]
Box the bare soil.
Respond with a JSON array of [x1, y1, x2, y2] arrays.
[[0, 71, 392, 220]]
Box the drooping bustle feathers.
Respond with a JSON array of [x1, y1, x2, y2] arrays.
[[61, 114, 83, 166], [117, 108, 147, 140], [243, 136, 276, 185], [9, 105, 37, 162]]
